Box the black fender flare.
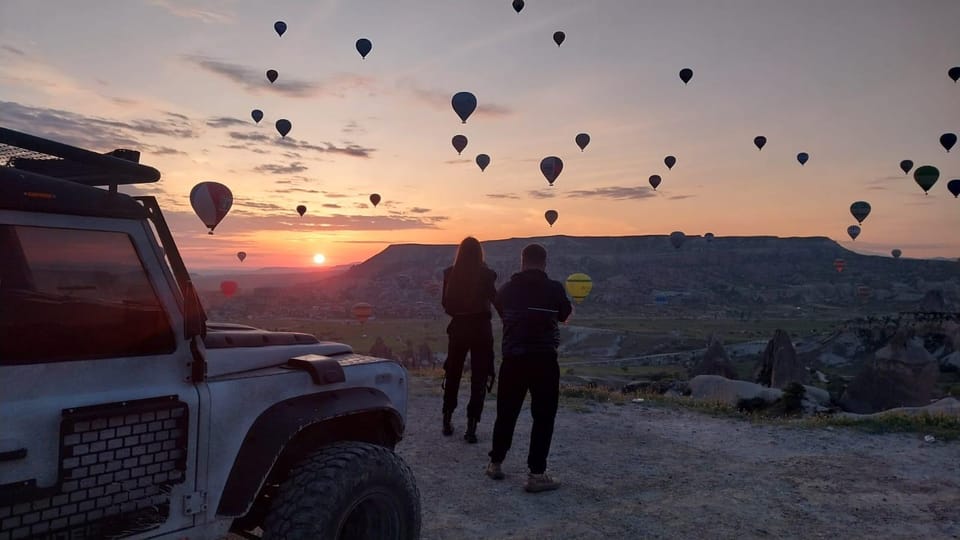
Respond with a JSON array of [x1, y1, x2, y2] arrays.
[[216, 387, 403, 517]]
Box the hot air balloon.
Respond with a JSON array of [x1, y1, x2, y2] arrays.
[[850, 201, 871, 224], [754, 136, 767, 150], [664, 156, 676, 170], [220, 280, 238, 297], [190, 181, 233, 234], [476, 154, 490, 171], [941, 133, 957, 152], [950, 67, 960, 83], [356, 38, 372, 59], [452, 135, 468, 155], [833, 258, 845, 273], [553, 31, 565, 46], [948, 179, 960, 198], [540, 156, 563, 186], [296, 205, 307, 217], [251, 109, 263, 123], [512, 0, 524, 13], [679, 68, 693, 84], [266, 69, 278, 83], [891, 249, 902, 259], [369, 193, 381, 207], [669, 231, 686, 249], [575, 133, 590, 151], [797, 152, 809, 165], [451, 92, 477, 124], [237, 251, 247, 262], [899, 160, 913, 175], [847, 225, 861, 241], [544, 210, 558, 227], [275, 119, 291, 138], [274, 21, 287, 37], [565, 273, 593, 304], [704, 232, 715, 242], [913, 165, 940, 194], [649, 175, 662, 190], [352, 302, 373, 325]]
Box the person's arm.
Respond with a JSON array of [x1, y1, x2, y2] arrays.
[[493, 283, 506, 319], [557, 282, 573, 323], [486, 269, 498, 305], [441, 268, 454, 316]]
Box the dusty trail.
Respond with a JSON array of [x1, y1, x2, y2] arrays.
[[398, 377, 960, 540]]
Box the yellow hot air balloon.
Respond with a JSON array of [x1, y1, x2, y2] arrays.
[[565, 273, 593, 304]]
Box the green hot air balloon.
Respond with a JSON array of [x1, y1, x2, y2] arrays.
[[913, 165, 940, 194]]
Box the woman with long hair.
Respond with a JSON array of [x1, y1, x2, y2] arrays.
[[440, 236, 498, 443]]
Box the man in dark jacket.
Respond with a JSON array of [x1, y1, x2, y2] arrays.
[[486, 243, 572, 493]]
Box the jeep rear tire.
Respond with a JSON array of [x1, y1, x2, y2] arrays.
[[262, 441, 421, 540]]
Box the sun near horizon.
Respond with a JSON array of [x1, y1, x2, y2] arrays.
[[313, 253, 326, 265]]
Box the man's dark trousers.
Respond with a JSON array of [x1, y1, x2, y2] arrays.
[[443, 319, 494, 420], [488, 351, 559, 474]]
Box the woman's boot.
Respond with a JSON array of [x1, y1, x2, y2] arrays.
[[464, 418, 478, 444], [442, 412, 453, 436]]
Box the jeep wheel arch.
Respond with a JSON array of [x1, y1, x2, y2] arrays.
[[216, 388, 403, 518]]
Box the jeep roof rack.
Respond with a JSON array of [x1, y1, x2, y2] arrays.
[[0, 127, 161, 189]]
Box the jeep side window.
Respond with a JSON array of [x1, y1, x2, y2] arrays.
[[0, 225, 176, 364]]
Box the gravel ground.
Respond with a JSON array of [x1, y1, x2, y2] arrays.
[[398, 377, 960, 540]]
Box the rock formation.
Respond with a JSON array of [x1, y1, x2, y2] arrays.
[[840, 334, 940, 413], [754, 329, 809, 388], [690, 335, 738, 380]]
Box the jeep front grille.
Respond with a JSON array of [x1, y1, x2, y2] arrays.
[[0, 396, 188, 540]]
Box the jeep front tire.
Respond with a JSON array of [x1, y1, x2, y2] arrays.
[[262, 441, 421, 540]]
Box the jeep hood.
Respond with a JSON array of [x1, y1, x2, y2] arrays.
[[203, 322, 352, 378]]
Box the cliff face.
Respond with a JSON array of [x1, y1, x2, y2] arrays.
[[336, 235, 959, 315]]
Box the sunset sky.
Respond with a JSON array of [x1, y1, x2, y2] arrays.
[[2, 0, 958, 270]]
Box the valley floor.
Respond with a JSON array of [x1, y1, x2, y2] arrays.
[[399, 376, 960, 540]]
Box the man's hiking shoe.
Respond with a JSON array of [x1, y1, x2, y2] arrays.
[[524, 473, 561, 493], [485, 462, 505, 480], [442, 412, 453, 436]]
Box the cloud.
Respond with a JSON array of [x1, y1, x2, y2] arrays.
[[163, 208, 447, 235], [274, 187, 321, 194], [221, 143, 268, 153], [225, 131, 375, 158], [277, 137, 375, 158], [254, 162, 308, 175], [206, 116, 249, 129], [322, 203, 342, 209], [527, 190, 556, 199], [149, 145, 187, 156], [1, 45, 25, 56], [182, 55, 374, 99], [227, 131, 376, 159], [342, 120, 365, 134], [486, 193, 521, 200], [323, 191, 351, 198], [668, 194, 695, 200], [408, 207, 431, 214], [0, 100, 195, 152], [444, 159, 471, 165], [564, 186, 656, 200], [400, 81, 512, 119], [148, 0, 233, 23]]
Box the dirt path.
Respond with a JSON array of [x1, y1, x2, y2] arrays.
[[398, 377, 960, 540]]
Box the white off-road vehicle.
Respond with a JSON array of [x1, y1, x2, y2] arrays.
[[0, 127, 420, 539]]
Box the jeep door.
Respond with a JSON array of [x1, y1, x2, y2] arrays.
[[0, 212, 201, 539]]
